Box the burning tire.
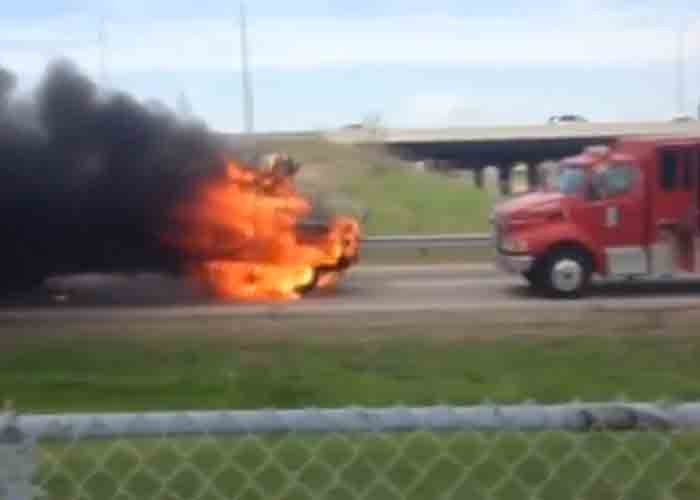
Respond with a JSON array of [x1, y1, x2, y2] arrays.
[[295, 268, 321, 296], [295, 266, 343, 296], [540, 248, 592, 299]]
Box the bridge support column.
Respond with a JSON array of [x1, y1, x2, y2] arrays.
[[473, 167, 484, 189], [526, 163, 540, 191], [499, 166, 512, 196]]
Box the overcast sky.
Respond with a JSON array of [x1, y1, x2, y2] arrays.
[[1, 0, 699, 132]]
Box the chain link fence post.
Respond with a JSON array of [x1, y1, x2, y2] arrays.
[[0, 405, 41, 500]]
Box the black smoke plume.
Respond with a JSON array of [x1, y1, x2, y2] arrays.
[[0, 61, 235, 291]]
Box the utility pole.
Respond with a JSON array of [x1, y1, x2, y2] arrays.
[[240, 3, 255, 134], [98, 17, 108, 88], [675, 24, 686, 116]]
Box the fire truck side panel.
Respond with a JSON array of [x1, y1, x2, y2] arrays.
[[644, 140, 700, 273]]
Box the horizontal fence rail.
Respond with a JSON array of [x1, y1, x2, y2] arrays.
[[3, 402, 700, 500], [362, 233, 491, 249], [5, 403, 700, 439]]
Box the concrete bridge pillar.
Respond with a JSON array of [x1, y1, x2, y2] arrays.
[[526, 163, 540, 191], [499, 165, 512, 196], [473, 167, 485, 189]]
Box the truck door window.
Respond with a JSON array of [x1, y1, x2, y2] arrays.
[[660, 150, 677, 191], [591, 164, 637, 200], [555, 166, 586, 195]]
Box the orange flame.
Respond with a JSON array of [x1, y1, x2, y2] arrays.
[[166, 159, 361, 301]]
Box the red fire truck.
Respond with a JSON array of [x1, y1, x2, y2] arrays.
[[492, 136, 700, 297]]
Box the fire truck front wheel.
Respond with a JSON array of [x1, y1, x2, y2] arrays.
[[523, 268, 544, 288], [539, 247, 592, 298]]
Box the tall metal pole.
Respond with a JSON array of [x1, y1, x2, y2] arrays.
[[676, 24, 686, 115], [98, 17, 108, 88], [240, 3, 254, 134]]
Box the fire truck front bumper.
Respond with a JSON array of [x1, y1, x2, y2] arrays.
[[496, 252, 535, 274]]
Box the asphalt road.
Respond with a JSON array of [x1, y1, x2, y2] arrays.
[[1, 264, 700, 324]]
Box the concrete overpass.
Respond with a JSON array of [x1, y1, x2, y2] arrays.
[[324, 120, 700, 194]]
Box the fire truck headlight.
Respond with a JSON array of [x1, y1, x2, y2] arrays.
[[501, 237, 529, 254]]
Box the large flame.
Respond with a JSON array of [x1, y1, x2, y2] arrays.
[[167, 157, 361, 301]]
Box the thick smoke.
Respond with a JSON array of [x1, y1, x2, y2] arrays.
[[0, 61, 234, 290]]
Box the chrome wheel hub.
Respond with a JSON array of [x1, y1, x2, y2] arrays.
[[551, 258, 583, 293]]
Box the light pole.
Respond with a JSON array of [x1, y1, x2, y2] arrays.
[[98, 17, 108, 88], [676, 23, 686, 116], [240, 3, 255, 134]]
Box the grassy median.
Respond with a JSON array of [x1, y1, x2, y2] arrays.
[[3, 320, 700, 413], [7, 319, 700, 500]]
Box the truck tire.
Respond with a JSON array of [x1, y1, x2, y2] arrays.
[[541, 248, 592, 299], [295, 268, 321, 296], [523, 266, 545, 290], [297, 265, 344, 296]]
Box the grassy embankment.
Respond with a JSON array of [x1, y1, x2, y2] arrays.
[[256, 137, 496, 264], [4, 322, 700, 500]]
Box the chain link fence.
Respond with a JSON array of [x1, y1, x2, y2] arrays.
[[3, 402, 700, 500]]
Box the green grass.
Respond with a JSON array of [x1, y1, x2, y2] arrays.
[[341, 166, 491, 235], [4, 323, 700, 414], [8, 322, 700, 500], [253, 138, 493, 235], [39, 430, 700, 500]]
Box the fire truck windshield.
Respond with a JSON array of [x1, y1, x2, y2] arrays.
[[552, 164, 587, 196]]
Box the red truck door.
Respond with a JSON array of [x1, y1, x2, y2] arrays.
[[586, 162, 647, 275]]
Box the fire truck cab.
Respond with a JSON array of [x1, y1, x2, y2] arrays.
[[492, 136, 700, 297]]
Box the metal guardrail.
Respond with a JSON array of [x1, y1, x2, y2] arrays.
[[362, 233, 491, 249]]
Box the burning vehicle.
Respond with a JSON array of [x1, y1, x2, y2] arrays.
[[0, 62, 360, 301], [164, 153, 361, 301]]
